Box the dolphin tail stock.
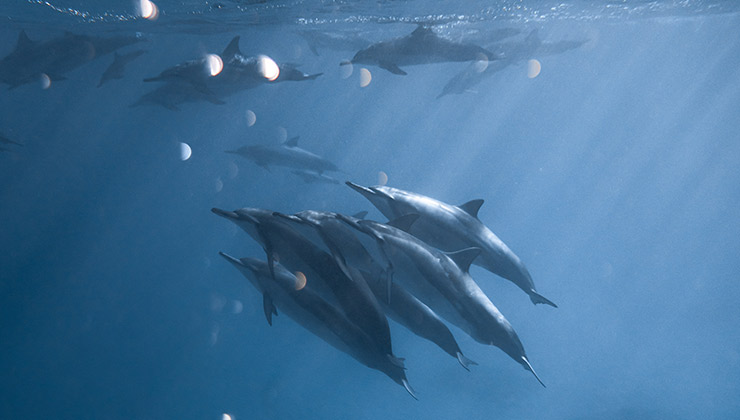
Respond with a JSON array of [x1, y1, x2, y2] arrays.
[[456, 352, 478, 372], [529, 290, 557, 308], [522, 356, 545, 388]]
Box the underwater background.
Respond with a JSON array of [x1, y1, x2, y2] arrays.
[[1, 1, 739, 419]]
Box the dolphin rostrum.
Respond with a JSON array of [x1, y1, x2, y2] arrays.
[[341, 25, 498, 75], [212, 207, 401, 369], [274, 209, 477, 370], [219, 253, 416, 398], [226, 136, 341, 174], [347, 182, 556, 307], [336, 213, 545, 386]]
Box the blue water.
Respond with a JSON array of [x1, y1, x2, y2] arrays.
[[1, 1, 739, 419]]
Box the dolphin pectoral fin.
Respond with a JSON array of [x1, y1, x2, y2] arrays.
[[387, 354, 406, 369], [529, 290, 557, 308], [386, 214, 419, 233], [262, 293, 278, 326], [458, 199, 484, 219], [379, 61, 407, 75], [402, 379, 418, 400], [456, 352, 478, 371], [522, 356, 545, 388]]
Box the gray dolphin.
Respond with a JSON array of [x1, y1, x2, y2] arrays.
[[438, 29, 587, 98], [227, 136, 341, 174], [0, 30, 142, 89], [291, 169, 341, 185], [274, 209, 476, 370], [211, 207, 401, 369], [130, 81, 226, 111], [219, 253, 416, 398], [336, 214, 545, 387], [297, 30, 372, 56], [98, 49, 146, 87], [347, 182, 556, 307], [341, 25, 498, 75]]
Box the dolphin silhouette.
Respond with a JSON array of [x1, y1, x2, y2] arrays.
[[98, 49, 146, 87], [346, 182, 556, 307], [342, 25, 498, 75], [219, 253, 416, 398], [226, 136, 341, 174]]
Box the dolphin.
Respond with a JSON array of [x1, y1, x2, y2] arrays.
[[297, 30, 372, 56], [0, 30, 142, 89], [0, 133, 22, 147], [347, 182, 556, 307], [291, 169, 341, 185], [341, 25, 498, 75], [276, 63, 323, 82], [218, 253, 416, 398], [226, 136, 341, 174], [98, 49, 146, 87], [212, 207, 401, 369], [130, 81, 226, 111], [438, 29, 587, 98], [336, 214, 545, 386], [274, 209, 477, 371]]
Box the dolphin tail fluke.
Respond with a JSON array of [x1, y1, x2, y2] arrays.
[[522, 356, 545, 388], [529, 290, 557, 308], [402, 379, 418, 400], [456, 352, 477, 371]]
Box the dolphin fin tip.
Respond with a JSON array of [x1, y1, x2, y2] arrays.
[[522, 356, 546, 388], [530, 291, 557, 308], [456, 352, 477, 371], [402, 379, 418, 400]]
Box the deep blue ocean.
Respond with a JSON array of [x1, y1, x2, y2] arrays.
[[1, 1, 739, 419]]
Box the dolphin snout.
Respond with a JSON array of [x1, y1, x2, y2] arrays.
[[212, 207, 239, 219], [218, 251, 243, 267], [345, 181, 374, 195]]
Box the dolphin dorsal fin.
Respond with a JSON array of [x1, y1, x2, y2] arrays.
[[386, 213, 419, 233], [16, 30, 34, 51], [284, 136, 299, 147], [445, 247, 481, 272], [352, 210, 368, 220], [222, 36, 242, 58], [458, 199, 484, 219], [411, 25, 432, 37], [262, 293, 278, 326]]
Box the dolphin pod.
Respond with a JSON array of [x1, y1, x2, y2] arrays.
[[213, 183, 554, 397]]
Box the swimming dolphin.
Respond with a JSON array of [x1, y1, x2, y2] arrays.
[[336, 214, 545, 386], [98, 49, 146, 87], [346, 182, 556, 307], [130, 81, 226, 111], [438, 29, 587, 98], [291, 169, 341, 185], [0, 30, 142, 89], [274, 209, 477, 370], [212, 207, 401, 369], [0, 133, 22, 147], [341, 25, 498, 75], [218, 253, 416, 398], [297, 30, 372, 56], [227, 136, 341, 174], [276, 63, 323, 82]]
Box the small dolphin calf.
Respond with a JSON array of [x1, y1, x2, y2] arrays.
[[219, 253, 416, 398], [342, 25, 497, 75], [337, 214, 544, 386], [347, 182, 556, 307], [98, 49, 146, 87], [227, 136, 340, 174], [274, 210, 476, 370]]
